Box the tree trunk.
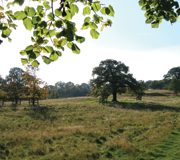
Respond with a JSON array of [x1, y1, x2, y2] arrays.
[[112, 92, 117, 101]]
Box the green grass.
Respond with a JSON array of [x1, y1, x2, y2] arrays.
[[1, 91, 180, 159]]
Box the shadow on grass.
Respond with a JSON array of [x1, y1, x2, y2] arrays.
[[26, 105, 58, 121], [108, 101, 180, 112], [145, 92, 167, 96]]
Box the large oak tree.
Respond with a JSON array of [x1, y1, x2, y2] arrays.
[[90, 59, 137, 101]]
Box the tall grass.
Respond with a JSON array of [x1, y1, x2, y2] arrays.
[[0, 90, 180, 159]]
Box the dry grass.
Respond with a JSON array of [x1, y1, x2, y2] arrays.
[[1, 90, 180, 159]]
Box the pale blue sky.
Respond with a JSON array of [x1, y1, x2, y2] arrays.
[[1, 0, 180, 85]]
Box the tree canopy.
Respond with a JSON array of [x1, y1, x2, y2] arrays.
[[1, 0, 179, 66], [164, 66, 180, 81], [90, 59, 137, 101]]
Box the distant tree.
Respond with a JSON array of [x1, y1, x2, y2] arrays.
[[168, 78, 180, 96], [55, 81, 66, 89], [91, 59, 137, 101], [48, 85, 55, 90], [146, 80, 152, 89], [22, 65, 49, 105], [65, 82, 74, 89], [6, 67, 24, 87], [149, 81, 158, 90], [157, 80, 165, 90], [50, 90, 59, 99], [164, 67, 180, 81]]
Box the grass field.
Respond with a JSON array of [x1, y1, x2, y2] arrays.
[[1, 90, 180, 159]]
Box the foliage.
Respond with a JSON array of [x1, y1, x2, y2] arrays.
[[168, 77, 180, 95], [0, 89, 7, 98], [1, 0, 179, 66], [0, 0, 114, 66], [164, 66, 180, 81], [5, 67, 24, 84], [90, 84, 111, 102], [149, 80, 165, 90], [90, 59, 137, 101], [50, 81, 91, 98], [126, 80, 147, 98], [50, 89, 59, 99], [139, 0, 180, 28], [22, 65, 49, 102]]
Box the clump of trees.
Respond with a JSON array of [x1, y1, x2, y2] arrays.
[[0, 66, 49, 105], [49, 81, 91, 99], [148, 80, 165, 90]]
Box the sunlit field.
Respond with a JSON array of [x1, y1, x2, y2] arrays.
[[1, 90, 180, 159]]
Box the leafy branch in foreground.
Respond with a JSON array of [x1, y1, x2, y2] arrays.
[[0, 0, 114, 66], [139, 0, 180, 28]]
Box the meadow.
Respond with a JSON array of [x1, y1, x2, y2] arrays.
[[1, 90, 180, 159]]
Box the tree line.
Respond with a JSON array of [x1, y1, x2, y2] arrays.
[[49, 81, 91, 99]]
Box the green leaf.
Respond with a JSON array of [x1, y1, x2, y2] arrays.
[[24, 7, 36, 17], [25, 45, 33, 51], [100, 7, 106, 15], [49, 51, 60, 61], [108, 5, 115, 16], [28, 52, 36, 62], [31, 37, 35, 42], [23, 17, 32, 31], [81, 22, 89, 30], [42, 56, 52, 64], [90, 29, 99, 39], [93, 14, 100, 23], [14, 11, 27, 20], [67, 42, 80, 54], [8, 37, 12, 42], [45, 46, 53, 53], [20, 50, 27, 55], [21, 58, 28, 65], [32, 60, 39, 67], [91, 2, 101, 12], [14, 0, 25, 6], [70, 4, 79, 16], [32, 16, 41, 24], [146, 18, 153, 23], [37, 5, 44, 12], [47, 12, 54, 21], [151, 21, 159, 28], [45, 29, 55, 38], [55, 9, 62, 16], [55, 20, 63, 28], [75, 36, 85, 43], [83, 6, 91, 15], [139, 0, 146, 6], [43, 1, 50, 9], [61, 39, 67, 46], [90, 22, 98, 29], [2, 28, 12, 37], [84, 17, 90, 23], [0, 6, 4, 10]]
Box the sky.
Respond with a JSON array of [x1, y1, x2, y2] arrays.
[[1, 0, 180, 85]]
